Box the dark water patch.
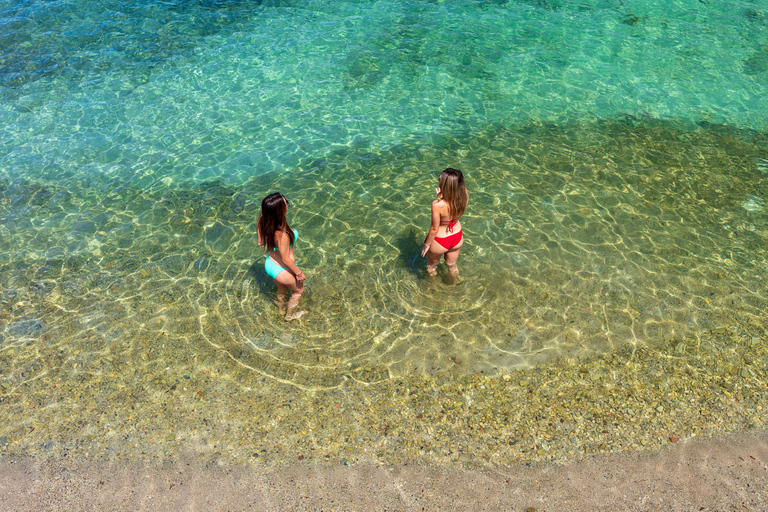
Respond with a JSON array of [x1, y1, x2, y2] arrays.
[[0, 182, 57, 212], [34, 261, 64, 279], [342, 7, 439, 93], [392, 11, 431, 78], [743, 8, 766, 23], [743, 47, 768, 76], [342, 50, 389, 93], [0, 0, 266, 90], [620, 14, 644, 26]]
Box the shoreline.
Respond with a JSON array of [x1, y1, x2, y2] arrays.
[[1, 429, 767, 511]]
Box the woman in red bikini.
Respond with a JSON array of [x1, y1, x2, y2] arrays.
[[421, 168, 469, 279]]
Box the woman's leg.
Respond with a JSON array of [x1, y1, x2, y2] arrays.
[[443, 237, 464, 280], [426, 241, 449, 276], [426, 250, 442, 276], [275, 271, 305, 321], [273, 282, 288, 315]]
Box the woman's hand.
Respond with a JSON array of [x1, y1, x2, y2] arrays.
[[294, 270, 306, 282], [421, 243, 431, 257]]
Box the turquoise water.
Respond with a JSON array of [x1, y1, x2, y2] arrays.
[[1, 0, 768, 389], [3, 0, 768, 186]]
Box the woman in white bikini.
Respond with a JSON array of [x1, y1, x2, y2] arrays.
[[257, 192, 306, 321], [421, 168, 469, 279]]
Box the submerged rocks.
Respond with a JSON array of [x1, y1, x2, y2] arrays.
[[7, 318, 45, 338]]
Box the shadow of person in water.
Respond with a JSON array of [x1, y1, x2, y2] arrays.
[[395, 228, 425, 278], [247, 261, 274, 299]]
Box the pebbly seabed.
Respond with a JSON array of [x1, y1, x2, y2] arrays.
[[1, 316, 765, 468]]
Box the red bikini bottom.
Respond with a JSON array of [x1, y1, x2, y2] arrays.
[[433, 230, 463, 250]]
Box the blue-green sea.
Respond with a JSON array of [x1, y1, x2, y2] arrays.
[[1, 0, 768, 465]]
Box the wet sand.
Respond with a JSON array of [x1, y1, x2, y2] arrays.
[[1, 429, 766, 511]]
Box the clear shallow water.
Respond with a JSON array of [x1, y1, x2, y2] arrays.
[[1, 0, 767, 393]]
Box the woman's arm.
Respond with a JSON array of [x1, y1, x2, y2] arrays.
[[276, 231, 305, 281], [421, 201, 442, 257]]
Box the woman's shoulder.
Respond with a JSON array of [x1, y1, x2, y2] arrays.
[[431, 198, 448, 208], [274, 228, 295, 240]]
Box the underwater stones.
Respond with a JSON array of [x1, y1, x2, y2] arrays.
[[204, 222, 236, 253], [7, 318, 45, 338], [742, 194, 765, 212]]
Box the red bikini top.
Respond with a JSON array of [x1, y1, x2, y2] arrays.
[[441, 219, 457, 233]]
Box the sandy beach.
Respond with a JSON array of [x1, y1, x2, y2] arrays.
[[2, 429, 766, 511]]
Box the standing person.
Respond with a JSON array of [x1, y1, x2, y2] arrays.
[[257, 192, 306, 321], [421, 168, 469, 279]]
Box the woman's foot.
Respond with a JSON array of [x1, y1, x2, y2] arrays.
[[285, 310, 305, 321], [284, 293, 303, 321], [426, 262, 438, 277]]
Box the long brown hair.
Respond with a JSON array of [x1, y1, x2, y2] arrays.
[[258, 192, 293, 251], [439, 168, 468, 220]]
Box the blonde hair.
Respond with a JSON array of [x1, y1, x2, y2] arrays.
[[439, 168, 468, 219]]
